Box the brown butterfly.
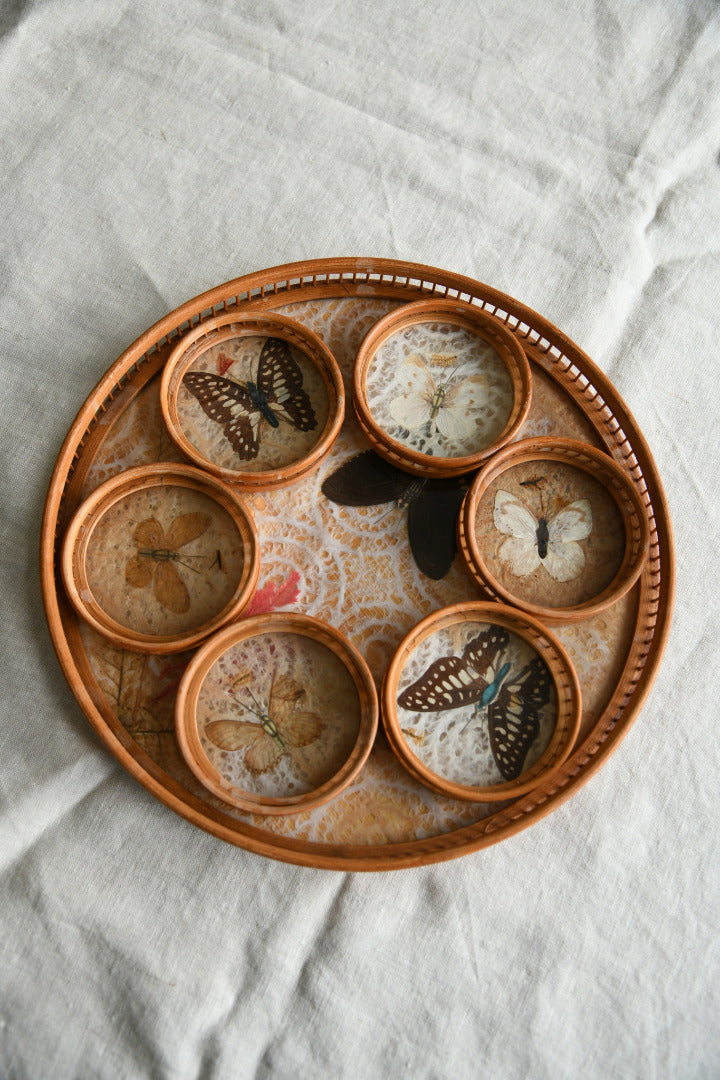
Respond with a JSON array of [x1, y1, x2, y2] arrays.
[[205, 672, 323, 774], [125, 513, 211, 614]]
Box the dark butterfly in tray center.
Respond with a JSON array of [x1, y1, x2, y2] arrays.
[[182, 337, 318, 461], [397, 625, 553, 780], [321, 450, 468, 579]]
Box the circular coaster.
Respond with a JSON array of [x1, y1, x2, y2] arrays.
[[352, 299, 532, 477], [61, 464, 259, 653], [382, 602, 582, 801], [457, 437, 650, 623], [175, 613, 379, 815], [161, 312, 344, 488]]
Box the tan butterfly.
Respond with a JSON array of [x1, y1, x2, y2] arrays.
[[205, 673, 323, 774], [494, 488, 592, 582], [389, 354, 487, 441], [125, 513, 211, 613]]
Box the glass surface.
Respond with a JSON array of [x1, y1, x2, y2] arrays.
[[85, 484, 245, 636], [365, 320, 514, 458], [396, 620, 558, 787], [196, 632, 362, 799], [474, 460, 626, 608]]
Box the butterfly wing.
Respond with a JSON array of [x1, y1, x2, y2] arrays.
[[321, 451, 417, 506], [493, 489, 538, 539], [406, 478, 465, 579], [244, 736, 285, 774], [548, 499, 592, 543], [164, 512, 211, 551], [398, 655, 487, 713], [205, 719, 284, 774], [125, 554, 154, 588], [462, 626, 510, 679], [435, 374, 487, 441], [127, 516, 162, 587], [182, 371, 260, 459], [269, 674, 307, 706], [257, 337, 317, 431], [153, 561, 190, 614], [389, 355, 435, 430], [205, 719, 263, 751], [268, 674, 323, 747], [133, 517, 165, 548], [488, 656, 552, 780], [493, 489, 542, 576], [543, 499, 592, 582], [279, 711, 323, 747]]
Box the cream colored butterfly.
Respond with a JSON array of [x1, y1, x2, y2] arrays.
[[389, 354, 487, 442], [494, 488, 593, 582]]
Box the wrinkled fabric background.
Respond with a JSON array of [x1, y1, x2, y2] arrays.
[[1, 2, 719, 1077]]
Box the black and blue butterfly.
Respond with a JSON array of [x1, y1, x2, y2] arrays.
[[182, 337, 317, 461], [397, 625, 552, 780], [321, 450, 467, 580]]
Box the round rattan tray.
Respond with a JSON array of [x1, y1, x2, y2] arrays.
[[41, 258, 674, 871]]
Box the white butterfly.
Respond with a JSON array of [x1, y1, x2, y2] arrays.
[[389, 355, 487, 442], [493, 488, 593, 582]]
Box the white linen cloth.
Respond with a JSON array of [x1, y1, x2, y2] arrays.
[[1, 1, 719, 1076]]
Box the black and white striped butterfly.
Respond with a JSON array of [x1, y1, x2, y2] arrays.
[[182, 337, 317, 461], [397, 625, 553, 780], [321, 450, 467, 580]]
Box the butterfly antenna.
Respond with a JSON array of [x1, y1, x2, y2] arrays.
[[174, 557, 202, 575], [460, 704, 483, 734], [231, 683, 260, 719], [246, 687, 264, 714], [375, 503, 400, 525]]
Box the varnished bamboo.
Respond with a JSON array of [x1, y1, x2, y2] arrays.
[[40, 258, 675, 870]]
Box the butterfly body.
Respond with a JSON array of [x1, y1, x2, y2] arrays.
[[479, 660, 511, 708], [138, 547, 199, 566], [182, 337, 316, 461], [535, 517, 550, 559], [397, 627, 552, 780], [395, 477, 427, 510], [245, 379, 280, 427], [429, 383, 447, 421], [256, 710, 286, 751]]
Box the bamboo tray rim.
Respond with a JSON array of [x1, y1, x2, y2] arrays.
[[40, 257, 675, 871]]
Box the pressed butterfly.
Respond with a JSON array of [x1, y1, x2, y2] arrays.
[[321, 450, 467, 580], [205, 672, 323, 775], [388, 353, 487, 443], [125, 513, 211, 614], [397, 626, 553, 780], [493, 486, 593, 582], [182, 337, 317, 461]]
